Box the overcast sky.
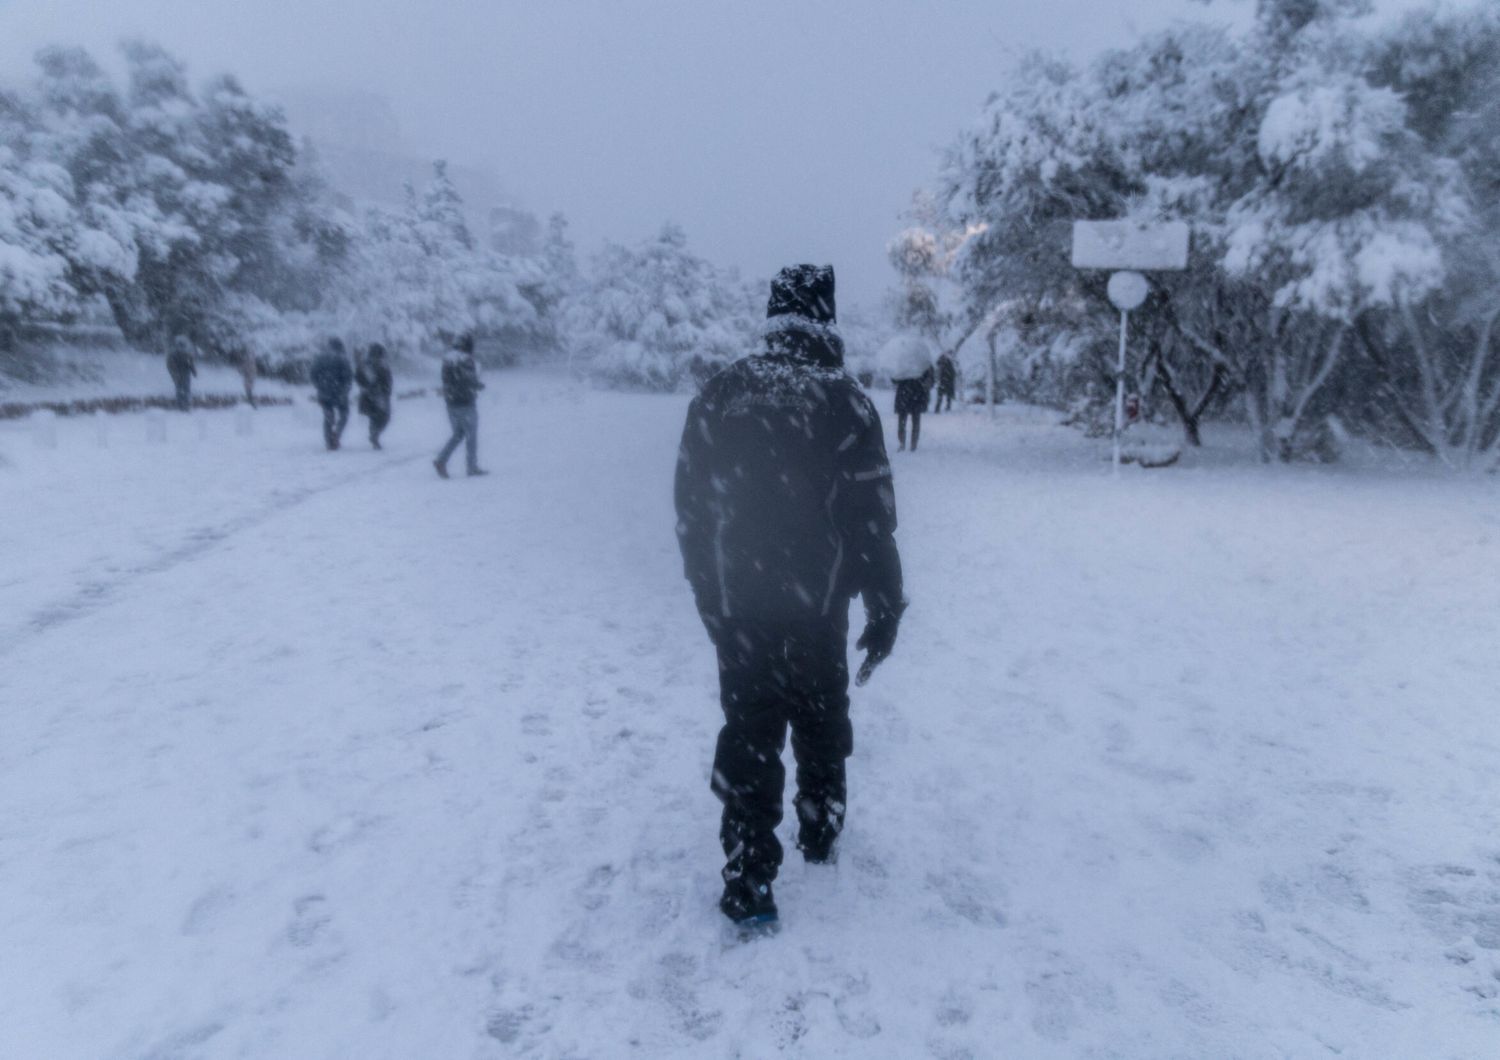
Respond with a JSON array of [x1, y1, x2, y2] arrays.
[[0, 0, 1409, 305]]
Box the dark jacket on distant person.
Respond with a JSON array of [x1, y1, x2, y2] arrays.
[[166, 343, 196, 384], [357, 357, 393, 416], [311, 347, 354, 406], [675, 271, 903, 625], [936, 353, 957, 395], [441, 351, 484, 407], [894, 375, 930, 415]]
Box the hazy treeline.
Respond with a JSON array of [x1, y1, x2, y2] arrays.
[[0, 38, 777, 392]]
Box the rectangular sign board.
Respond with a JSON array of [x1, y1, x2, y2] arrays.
[[1071, 220, 1190, 271]]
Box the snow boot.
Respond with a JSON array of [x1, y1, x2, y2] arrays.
[[720, 876, 778, 929], [797, 826, 839, 866], [433, 459, 449, 479], [467, 468, 490, 477]]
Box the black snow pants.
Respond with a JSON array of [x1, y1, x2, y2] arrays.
[[897, 410, 921, 450], [366, 406, 390, 448], [711, 613, 852, 884], [321, 400, 349, 450]]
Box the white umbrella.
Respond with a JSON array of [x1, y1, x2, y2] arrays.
[[878, 333, 935, 382]]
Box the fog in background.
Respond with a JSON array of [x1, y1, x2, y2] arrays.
[[0, 0, 1429, 303]]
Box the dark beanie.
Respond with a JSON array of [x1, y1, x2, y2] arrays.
[[454, 332, 475, 354], [767, 264, 836, 324]]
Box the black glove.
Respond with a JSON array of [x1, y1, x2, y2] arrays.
[[855, 601, 905, 686]]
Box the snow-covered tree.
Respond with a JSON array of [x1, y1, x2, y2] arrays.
[[497, 212, 578, 361], [566, 223, 758, 392], [1351, 3, 1500, 468], [321, 165, 534, 362], [927, 0, 1492, 463]]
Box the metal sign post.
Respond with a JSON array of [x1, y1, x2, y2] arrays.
[[1071, 221, 1190, 475], [1106, 272, 1149, 476]]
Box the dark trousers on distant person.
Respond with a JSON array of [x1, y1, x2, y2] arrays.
[[897, 410, 922, 451], [366, 406, 390, 449], [321, 400, 349, 450], [710, 613, 852, 884], [934, 387, 954, 413], [172, 376, 191, 412], [436, 403, 479, 474]]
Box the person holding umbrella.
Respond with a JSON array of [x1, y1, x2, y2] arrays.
[[880, 333, 936, 452]]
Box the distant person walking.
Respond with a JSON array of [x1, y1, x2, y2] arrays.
[[933, 352, 957, 414], [355, 343, 394, 449], [166, 335, 196, 412], [234, 344, 257, 407], [433, 333, 486, 478], [310, 337, 354, 451], [894, 367, 932, 451]]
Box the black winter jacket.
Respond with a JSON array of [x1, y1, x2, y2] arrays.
[[894, 375, 931, 415], [310, 352, 353, 404], [166, 349, 196, 382], [675, 315, 903, 625], [441, 352, 484, 406], [937, 353, 957, 394], [357, 361, 393, 413]]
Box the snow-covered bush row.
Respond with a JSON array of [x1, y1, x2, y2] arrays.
[[0, 43, 572, 374], [910, 0, 1500, 466]]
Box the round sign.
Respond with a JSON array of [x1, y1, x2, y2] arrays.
[[1107, 270, 1150, 312]]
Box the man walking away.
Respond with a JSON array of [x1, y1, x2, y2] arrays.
[[675, 264, 905, 930], [434, 333, 486, 478], [356, 343, 394, 449], [310, 337, 354, 450], [166, 335, 197, 412], [934, 351, 957, 414]]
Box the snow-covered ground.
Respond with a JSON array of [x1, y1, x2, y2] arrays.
[[2, 374, 1497, 1058]]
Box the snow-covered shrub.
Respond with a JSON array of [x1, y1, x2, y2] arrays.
[[566, 224, 758, 392]]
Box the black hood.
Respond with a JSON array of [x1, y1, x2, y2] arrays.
[[767, 264, 836, 324], [763, 264, 842, 368]]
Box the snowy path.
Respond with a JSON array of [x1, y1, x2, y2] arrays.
[[2, 378, 1498, 1058]]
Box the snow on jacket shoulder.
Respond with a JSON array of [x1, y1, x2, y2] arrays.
[[674, 320, 903, 623]]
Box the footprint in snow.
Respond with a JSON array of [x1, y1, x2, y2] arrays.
[[578, 863, 618, 911], [926, 869, 1006, 928], [1024, 958, 1117, 1043], [1407, 858, 1500, 1013], [287, 894, 332, 947], [307, 813, 385, 855], [181, 886, 236, 935]]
